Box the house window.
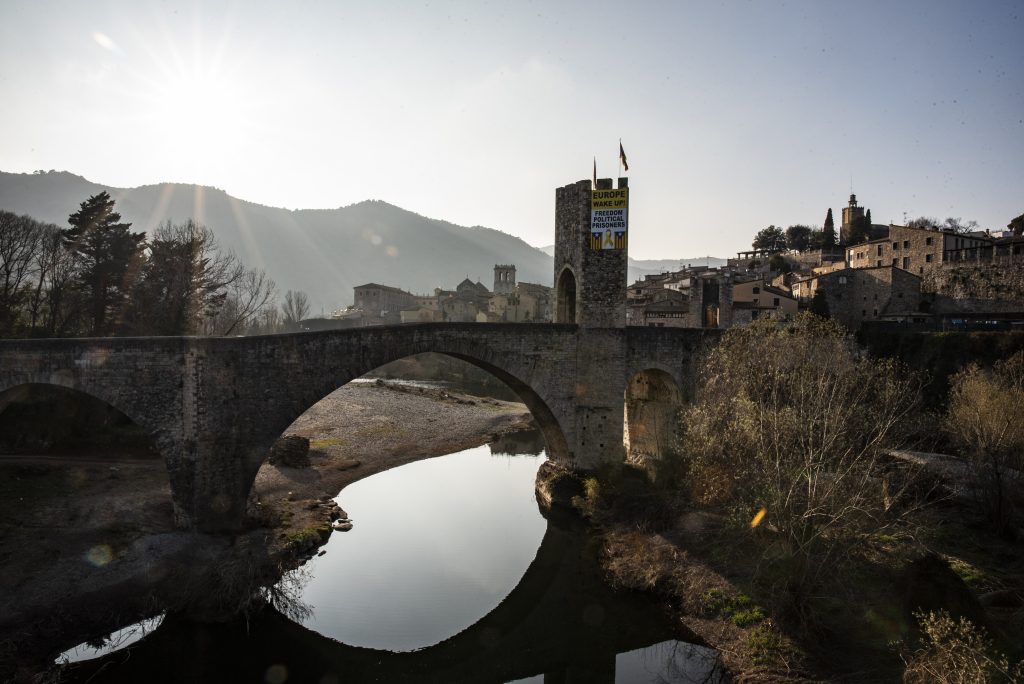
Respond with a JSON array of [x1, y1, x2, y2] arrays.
[[926, 237, 933, 246], [751, 310, 759, 319], [873, 309, 878, 317], [877, 245, 883, 256], [902, 257, 910, 269], [876, 260, 882, 267], [925, 254, 933, 263], [753, 286, 760, 294], [773, 297, 780, 306], [893, 242, 899, 250], [839, 276, 847, 284], [862, 310, 867, 316], [903, 240, 910, 248], [892, 258, 898, 266]]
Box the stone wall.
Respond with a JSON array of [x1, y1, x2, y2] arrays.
[[920, 260, 1024, 305]]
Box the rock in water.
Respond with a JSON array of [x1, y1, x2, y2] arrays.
[[269, 435, 311, 468]]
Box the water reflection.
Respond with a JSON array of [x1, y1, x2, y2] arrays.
[[294, 445, 548, 650], [56, 614, 164, 663], [54, 430, 724, 683]]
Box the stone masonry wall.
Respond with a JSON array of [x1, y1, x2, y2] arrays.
[[921, 260, 1024, 304]]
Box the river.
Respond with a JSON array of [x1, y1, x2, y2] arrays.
[[54, 430, 724, 683]]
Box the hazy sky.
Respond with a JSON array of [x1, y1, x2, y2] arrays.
[[1, 1, 1021, 259]]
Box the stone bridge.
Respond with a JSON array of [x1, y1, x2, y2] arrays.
[[0, 177, 723, 531], [0, 323, 715, 531]]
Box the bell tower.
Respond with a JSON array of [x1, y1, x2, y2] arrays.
[[493, 264, 516, 294]]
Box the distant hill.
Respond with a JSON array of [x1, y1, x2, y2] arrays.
[[0, 172, 553, 312], [537, 245, 727, 280]]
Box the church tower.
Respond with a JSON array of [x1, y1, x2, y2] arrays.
[[841, 193, 866, 244], [493, 264, 516, 294]]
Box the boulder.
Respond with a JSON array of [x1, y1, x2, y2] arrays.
[[269, 435, 311, 468]]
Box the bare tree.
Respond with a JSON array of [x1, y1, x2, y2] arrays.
[[26, 225, 81, 336], [946, 352, 1024, 536], [0, 212, 45, 334], [678, 315, 922, 605], [281, 290, 310, 331], [204, 267, 276, 336]]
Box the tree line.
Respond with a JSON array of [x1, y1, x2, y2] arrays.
[[750, 209, 1024, 252], [0, 192, 310, 338]]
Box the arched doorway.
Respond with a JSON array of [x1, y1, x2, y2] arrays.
[[555, 267, 577, 324], [623, 369, 682, 466]]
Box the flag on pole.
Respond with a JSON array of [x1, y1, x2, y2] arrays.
[[592, 157, 597, 189], [619, 141, 629, 172]]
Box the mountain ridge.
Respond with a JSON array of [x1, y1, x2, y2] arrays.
[[0, 171, 725, 311]]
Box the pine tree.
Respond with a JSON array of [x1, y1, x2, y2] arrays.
[[62, 192, 146, 336], [866, 209, 873, 227]]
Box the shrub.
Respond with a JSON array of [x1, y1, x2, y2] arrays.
[[946, 352, 1024, 536], [678, 315, 922, 603], [901, 610, 1020, 683]]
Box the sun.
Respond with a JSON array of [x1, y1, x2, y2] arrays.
[[126, 20, 264, 170], [147, 66, 254, 157]]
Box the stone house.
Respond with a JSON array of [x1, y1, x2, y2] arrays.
[[352, 283, 420, 324], [793, 266, 921, 330], [640, 289, 690, 327], [846, 224, 991, 276], [731, 280, 798, 323]]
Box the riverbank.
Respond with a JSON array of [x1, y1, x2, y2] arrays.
[[0, 380, 531, 679], [566, 453, 1024, 682], [251, 380, 534, 558]]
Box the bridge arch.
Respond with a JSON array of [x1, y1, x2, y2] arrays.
[[0, 380, 180, 498], [225, 325, 578, 525], [623, 368, 682, 465]]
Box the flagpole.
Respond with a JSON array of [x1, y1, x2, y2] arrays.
[[618, 138, 622, 178]]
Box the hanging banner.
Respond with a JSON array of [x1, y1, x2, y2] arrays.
[[591, 188, 628, 250]]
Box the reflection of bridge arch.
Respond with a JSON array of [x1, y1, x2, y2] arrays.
[[63, 512, 697, 683], [1, 324, 718, 531]]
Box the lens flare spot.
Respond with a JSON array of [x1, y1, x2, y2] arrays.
[[385, 245, 399, 258], [265, 664, 288, 683], [92, 32, 121, 54], [750, 507, 767, 529], [85, 544, 113, 566]]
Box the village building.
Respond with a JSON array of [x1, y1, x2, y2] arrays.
[[347, 264, 552, 326], [846, 224, 992, 275], [791, 266, 922, 330], [730, 280, 799, 324]]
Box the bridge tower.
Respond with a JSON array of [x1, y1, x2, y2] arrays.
[[551, 177, 631, 469], [553, 178, 629, 327]]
